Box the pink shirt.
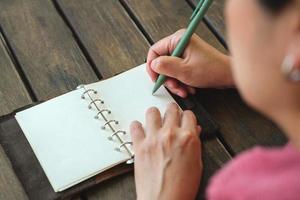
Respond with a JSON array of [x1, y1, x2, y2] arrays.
[[207, 143, 300, 200]]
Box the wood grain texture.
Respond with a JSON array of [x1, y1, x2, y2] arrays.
[[0, 0, 98, 100], [86, 173, 136, 200], [56, 0, 149, 78], [123, 0, 225, 53], [0, 146, 28, 200], [0, 33, 30, 200], [196, 89, 287, 153], [0, 0, 97, 198], [0, 34, 31, 200], [190, 0, 226, 40], [0, 33, 32, 115], [199, 139, 230, 199]]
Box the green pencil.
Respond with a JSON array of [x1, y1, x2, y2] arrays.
[[152, 0, 213, 94]]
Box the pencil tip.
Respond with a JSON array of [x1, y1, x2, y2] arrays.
[[152, 87, 158, 95]]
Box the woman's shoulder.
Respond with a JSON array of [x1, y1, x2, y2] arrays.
[[206, 143, 300, 200]]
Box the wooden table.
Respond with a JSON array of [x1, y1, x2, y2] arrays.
[[0, 0, 286, 199]]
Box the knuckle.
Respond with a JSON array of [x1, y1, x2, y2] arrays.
[[176, 29, 186, 35], [149, 46, 157, 55], [171, 30, 186, 50], [140, 139, 157, 154], [163, 127, 175, 135], [180, 130, 198, 147], [149, 44, 159, 53], [149, 45, 155, 51], [161, 128, 177, 146]]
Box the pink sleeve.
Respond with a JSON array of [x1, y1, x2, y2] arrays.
[[206, 144, 300, 200]]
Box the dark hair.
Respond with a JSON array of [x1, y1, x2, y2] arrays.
[[259, 0, 293, 13]]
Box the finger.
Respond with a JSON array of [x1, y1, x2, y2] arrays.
[[151, 56, 185, 81], [181, 110, 198, 133], [165, 79, 188, 98], [145, 107, 162, 133], [149, 32, 181, 57], [146, 49, 159, 82], [130, 121, 145, 150], [146, 62, 158, 82], [147, 29, 185, 82], [146, 34, 175, 82], [163, 103, 181, 127]]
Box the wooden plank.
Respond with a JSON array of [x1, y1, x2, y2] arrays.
[[123, 0, 225, 53], [85, 173, 136, 200], [196, 89, 287, 153], [0, 1, 98, 199], [0, 32, 31, 200], [0, 33, 32, 115], [198, 139, 230, 199], [56, 0, 150, 78], [57, 0, 231, 199], [0, 0, 98, 100], [0, 146, 28, 200], [189, 0, 226, 42]]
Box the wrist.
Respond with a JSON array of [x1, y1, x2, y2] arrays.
[[220, 55, 235, 88]]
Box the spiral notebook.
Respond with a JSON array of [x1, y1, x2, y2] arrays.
[[15, 63, 176, 192]]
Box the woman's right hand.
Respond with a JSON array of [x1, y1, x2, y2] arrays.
[[147, 29, 233, 98]]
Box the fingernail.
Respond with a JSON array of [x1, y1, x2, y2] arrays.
[[152, 59, 159, 69]]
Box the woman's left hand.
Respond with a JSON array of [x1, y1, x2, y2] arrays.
[[130, 103, 202, 200]]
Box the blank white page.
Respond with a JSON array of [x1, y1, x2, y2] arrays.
[[15, 63, 176, 192]]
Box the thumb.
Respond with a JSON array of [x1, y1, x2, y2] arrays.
[[151, 56, 185, 81]]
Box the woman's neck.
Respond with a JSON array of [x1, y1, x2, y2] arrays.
[[276, 109, 300, 149]]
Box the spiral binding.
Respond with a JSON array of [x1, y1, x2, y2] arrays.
[[77, 85, 134, 164]]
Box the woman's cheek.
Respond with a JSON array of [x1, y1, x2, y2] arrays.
[[225, 0, 266, 107]]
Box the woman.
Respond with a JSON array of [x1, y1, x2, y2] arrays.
[[130, 0, 300, 199]]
